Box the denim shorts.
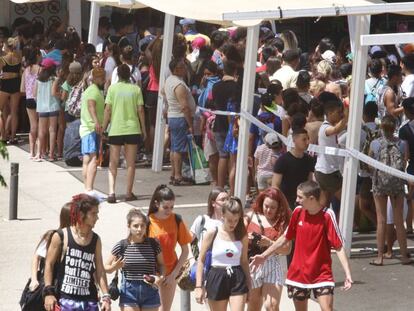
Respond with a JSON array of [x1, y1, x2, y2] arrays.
[[38, 110, 60, 118], [213, 131, 229, 158], [120, 279, 160, 309], [168, 117, 188, 153], [81, 132, 100, 155], [59, 298, 98, 311]]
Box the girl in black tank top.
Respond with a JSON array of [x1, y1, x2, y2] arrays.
[[43, 194, 111, 311]]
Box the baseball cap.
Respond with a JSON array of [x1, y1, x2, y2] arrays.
[[264, 133, 282, 148], [41, 58, 58, 69], [69, 61, 82, 73], [191, 37, 206, 49], [370, 45, 387, 58], [179, 18, 196, 26], [321, 50, 337, 64]]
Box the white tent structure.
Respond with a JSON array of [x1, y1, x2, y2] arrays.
[[90, 0, 414, 254]]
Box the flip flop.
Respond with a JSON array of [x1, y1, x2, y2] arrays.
[[401, 259, 413, 265], [383, 253, 393, 259], [369, 260, 383, 266]]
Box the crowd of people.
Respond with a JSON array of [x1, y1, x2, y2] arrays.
[[28, 182, 351, 311], [3, 9, 413, 311]]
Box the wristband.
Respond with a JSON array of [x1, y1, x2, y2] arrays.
[[101, 295, 111, 304], [42, 285, 56, 298], [195, 286, 203, 288]]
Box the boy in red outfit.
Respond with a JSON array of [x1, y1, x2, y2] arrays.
[[250, 180, 353, 311]]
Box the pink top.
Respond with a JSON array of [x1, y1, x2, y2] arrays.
[[147, 65, 159, 91], [24, 66, 39, 99]]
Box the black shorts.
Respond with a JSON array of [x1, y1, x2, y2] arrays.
[[26, 98, 37, 110], [108, 134, 140, 146], [287, 285, 334, 301], [0, 77, 21, 94], [64, 111, 78, 123], [145, 90, 158, 109], [206, 266, 248, 301]]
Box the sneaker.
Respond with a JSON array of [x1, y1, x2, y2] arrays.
[[85, 190, 107, 203]]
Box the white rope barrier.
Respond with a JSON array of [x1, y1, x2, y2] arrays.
[[199, 107, 414, 183]]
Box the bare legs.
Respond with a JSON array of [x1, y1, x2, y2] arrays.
[[373, 194, 410, 265], [82, 153, 97, 191], [108, 144, 137, 196], [26, 108, 38, 157]]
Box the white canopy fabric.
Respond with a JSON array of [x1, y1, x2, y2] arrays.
[[88, 0, 147, 9], [10, 0, 49, 3], [137, 0, 385, 25]]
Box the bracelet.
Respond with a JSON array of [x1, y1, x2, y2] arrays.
[[101, 295, 111, 304], [42, 285, 56, 298], [195, 286, 203, 288]]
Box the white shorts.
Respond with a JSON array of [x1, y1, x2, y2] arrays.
[[251, 255, 284, 288], [386, 197, 408, 225]]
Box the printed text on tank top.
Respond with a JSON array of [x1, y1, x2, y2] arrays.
[[59, 227, 98, 301]]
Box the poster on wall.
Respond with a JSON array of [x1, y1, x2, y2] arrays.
[[11, 0, 67, 30]]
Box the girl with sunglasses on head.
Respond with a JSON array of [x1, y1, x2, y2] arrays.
[[195, 197, 251, 311], [190, 187, 229, 253], [147, 185, 192, 311], [105, 208, 165, 311]]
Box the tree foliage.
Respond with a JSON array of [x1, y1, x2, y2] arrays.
[[0, 141, 9, 187]]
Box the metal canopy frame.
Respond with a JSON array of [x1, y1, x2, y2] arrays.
[[222, 2, 414, 21]]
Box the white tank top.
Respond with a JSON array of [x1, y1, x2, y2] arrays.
[[211, 233, 243, 267]]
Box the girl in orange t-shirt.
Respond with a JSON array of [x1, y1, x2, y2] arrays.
[[147, 185, 192, 311]]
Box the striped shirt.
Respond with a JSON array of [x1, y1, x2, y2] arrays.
[[111, 238, 161, 280]]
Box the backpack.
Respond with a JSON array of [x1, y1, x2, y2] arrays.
[[373, 137, 405, 194], [20, 230, 64, 311], [191, 215, 206, 260], [67, 81, 85, 118], [364, 78, 384, 104], [360, 124, 381, 171]]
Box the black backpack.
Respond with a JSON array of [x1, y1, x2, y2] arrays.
[[20, 230, 64, 311]]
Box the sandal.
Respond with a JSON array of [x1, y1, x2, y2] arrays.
[[369, 260, 383, 266], [125, 193, 138, 202], [383, 253, 393, 259], [172, 178, 193, 186], [107, 193, 116, 204]]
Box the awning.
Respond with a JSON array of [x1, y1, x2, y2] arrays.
[[134, 0, 414, 26], [88, 0, 147, 9], [10, 0, 49, 3]]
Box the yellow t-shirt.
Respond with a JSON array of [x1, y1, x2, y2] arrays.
[[148, 213, 192, 275]]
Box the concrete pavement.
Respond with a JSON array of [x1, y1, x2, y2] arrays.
[[0, 145, 320, 310]]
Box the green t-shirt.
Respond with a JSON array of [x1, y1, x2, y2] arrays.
[[106, 81, 144, 136], [61, 81, 73, 111], [79, 84, 105, 138]]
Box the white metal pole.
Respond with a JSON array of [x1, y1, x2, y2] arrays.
[[339, 15, 371, 256], [88, 2, 100, 45], [234, 25, 259, 200], [68, 0, 82, 34], [347, 16, 357, 53], [152, 14, 175, 172]]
